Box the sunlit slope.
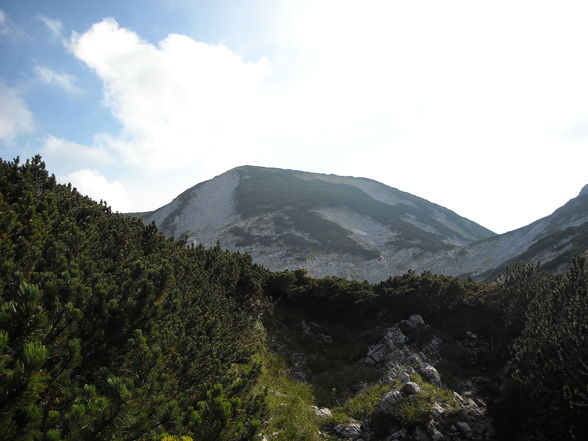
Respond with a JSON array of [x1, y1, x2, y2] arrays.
[[136, 166, 495, 281]]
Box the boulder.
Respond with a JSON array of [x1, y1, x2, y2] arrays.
[[387, 347, 408, 363], [453, 392, 465, 404], [407, 314, 426, 327], [420, 364, 441, 386], [335, 422, 362, 439], [380, 390, 403, 413], [398, 370, 411, 383], [406, 353, 423, 364], [313, 406, 332, 418], [430, 337, 442, 347], [402, 381, 421, 395]]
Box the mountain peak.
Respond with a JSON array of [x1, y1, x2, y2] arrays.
[[134, 166, 496, 281], [580, 184, 588, 196]]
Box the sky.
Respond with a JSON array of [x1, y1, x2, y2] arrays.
[[1, 0, 587, 234]]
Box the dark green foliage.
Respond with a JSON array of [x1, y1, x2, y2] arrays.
[[3, 157, 586, 441], [497, 260, 588, 440], [266, 268, 492, 328], [496, 263, 546, 334], [0, 282, 48, 441], [0, 156, 267, 441]]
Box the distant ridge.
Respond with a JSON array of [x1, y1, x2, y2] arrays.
[[132, 167, 588, 281]]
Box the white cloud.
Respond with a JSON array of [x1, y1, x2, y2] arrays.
[[66, 5, 588, 232], [60, 169, 130, 212], [69, 18, 270, 173], [42, 135, 114, 167], [0, 81, 34, 142], [34, 65, 81, 96], [37, 15, 64, 41]]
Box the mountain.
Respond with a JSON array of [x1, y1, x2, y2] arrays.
[[134, 166, 588, 281], [3, 156, 587, 440], [450, 186, 588, 280], [134, 166, 496, 280]]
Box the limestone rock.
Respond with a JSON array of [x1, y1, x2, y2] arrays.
[[312, 406, 332, 418], [406, 314, 425, 327], [380, 390, 403, 413], [431, 403, 445, 421], [334, 422, 362, 439], [398, 370, 411, 383], [361, 317, 494, 440], [419, 363, 441, 386], [402, 381, 421, 395], [385, 328, 408, 348], [137, 166, 588, 283]]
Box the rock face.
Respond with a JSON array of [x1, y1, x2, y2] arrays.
[[132, 166, 588, 282]]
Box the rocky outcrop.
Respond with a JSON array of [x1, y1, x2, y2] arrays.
[[364, 316, 442, 369], [362, 316, 494, 441]]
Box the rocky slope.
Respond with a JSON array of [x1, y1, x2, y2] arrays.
[[356, 315, 494, 441], [133, 166, 495, 281], [132, 166, 588, 281], [424, 185, 588, 280]]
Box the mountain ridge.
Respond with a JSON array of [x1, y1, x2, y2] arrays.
[[133, 165, 587, 281]]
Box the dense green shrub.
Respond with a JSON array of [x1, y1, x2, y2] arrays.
[[266, 268, 490, 327], [498, 260, 588, 440], [0, 156, 267, 441]]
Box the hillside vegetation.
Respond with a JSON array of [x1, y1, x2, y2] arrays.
[[1, 157, 587, 441], [0, 157, 267, 441]]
